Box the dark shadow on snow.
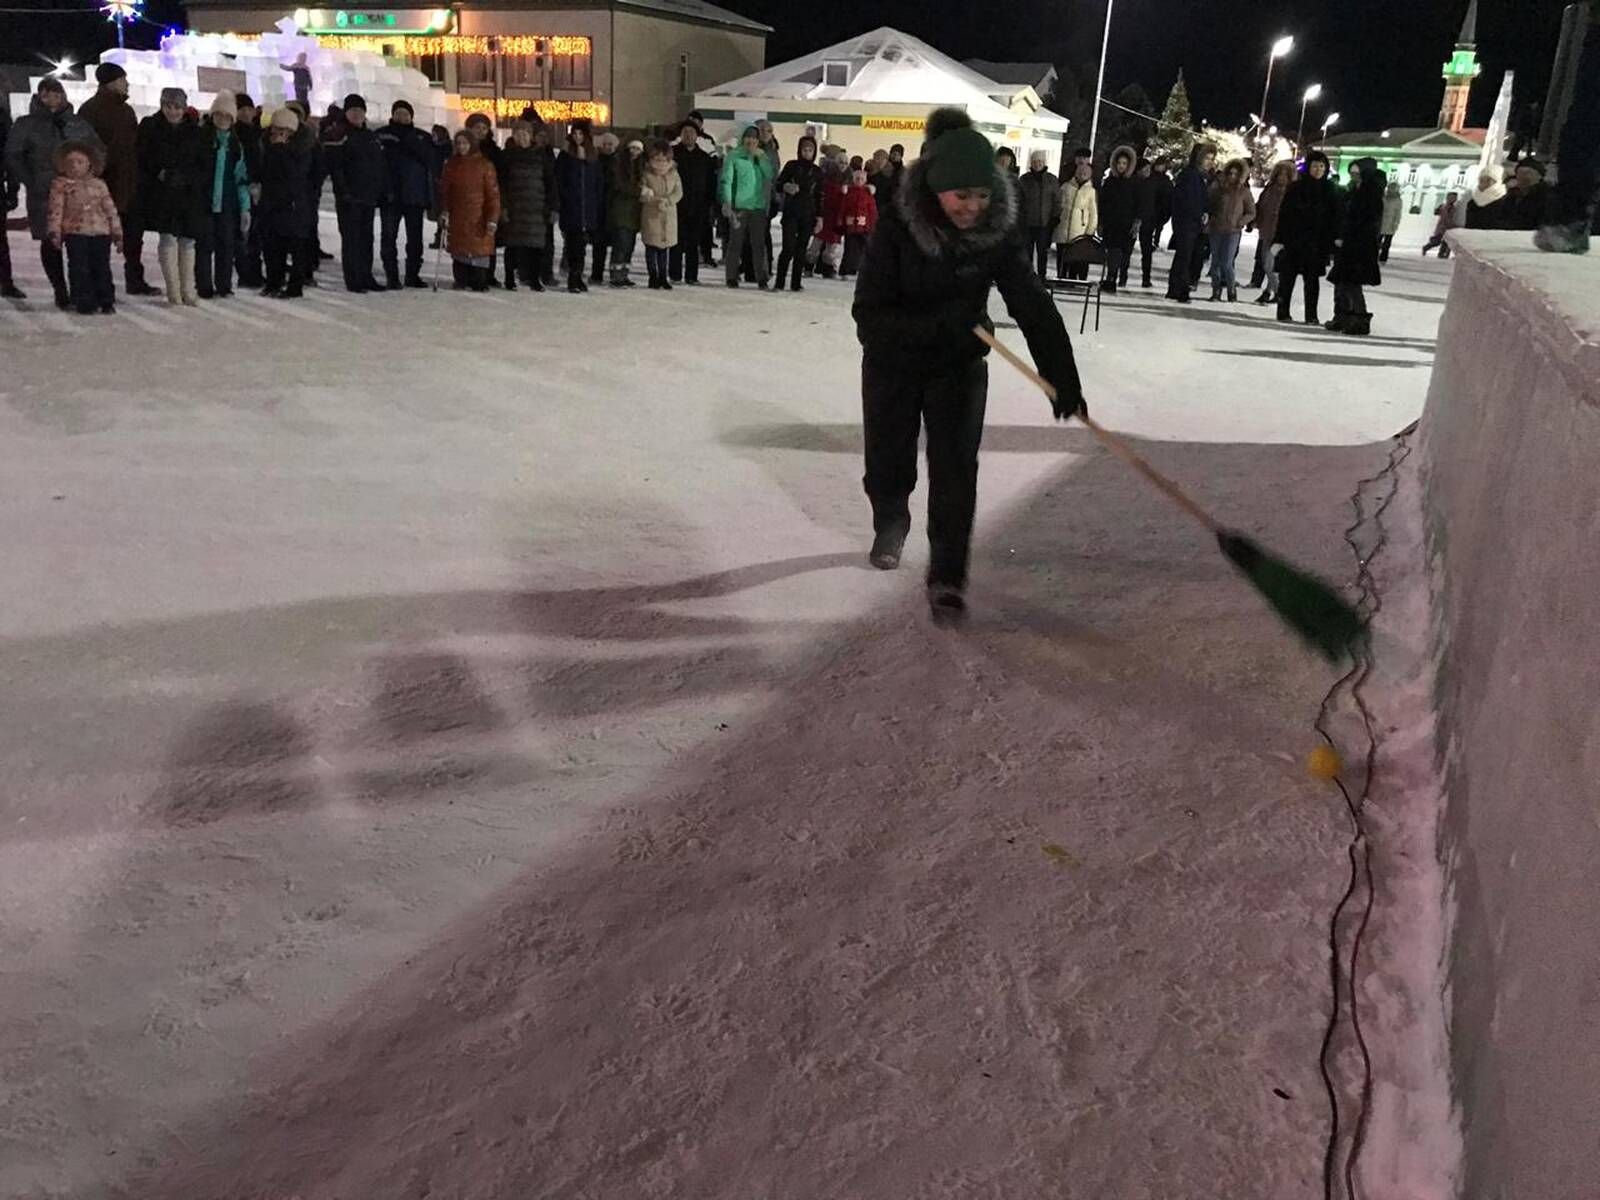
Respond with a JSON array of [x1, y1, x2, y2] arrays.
[[1202, 347, 1431, 369]]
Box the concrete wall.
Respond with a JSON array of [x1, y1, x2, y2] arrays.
[[1422, 232, 1600, 1198], [611, 10, 763, 130]]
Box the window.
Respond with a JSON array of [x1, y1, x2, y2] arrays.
[[457, 52, 491, 86], [822, 60, 850, 87], [414, 52, 445, 85], [678, 51, 691, 94], [504, 52, 541, 87], [551, 47, 592, 90]]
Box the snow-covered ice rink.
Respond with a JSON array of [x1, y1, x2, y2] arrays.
[[0, 222, 1451, 1198]]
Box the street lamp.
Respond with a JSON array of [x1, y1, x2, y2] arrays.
[[1321, 112, 1341, 143], [1260, 34, 1295, 130], [1298, 83, 1323, 150], [1088, 0, 1116, 162]]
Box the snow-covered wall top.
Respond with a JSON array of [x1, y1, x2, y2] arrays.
[[7, 19, 457, 130], [1421, 230, 1600, 1197]]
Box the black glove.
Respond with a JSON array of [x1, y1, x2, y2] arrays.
[[1049, 386, 1086, 422]]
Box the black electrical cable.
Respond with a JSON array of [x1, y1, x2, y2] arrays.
[[1316, 424, 1415, 1200]]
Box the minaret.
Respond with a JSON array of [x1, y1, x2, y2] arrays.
[[1439, 0, 1482, 132]]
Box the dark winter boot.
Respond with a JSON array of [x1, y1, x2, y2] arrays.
[[1342, 313, 1372, 337], [567, 273, 584, 294], [1208, 284, 1222, 302], [1, 283, 24, 300], [451, 261, 469, 291], [1227, 285, 1238, 302], [928, 584, 968, 627], [869, 522, 910, 571], [528, 274, 545, 292], [1323, 314, 1351, 332], [470, 266, 491, 292]]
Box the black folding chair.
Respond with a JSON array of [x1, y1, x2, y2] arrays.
[[1047, 235, 1107, 334]]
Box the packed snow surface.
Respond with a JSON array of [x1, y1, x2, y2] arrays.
[[0, 223, 1450, 1198]]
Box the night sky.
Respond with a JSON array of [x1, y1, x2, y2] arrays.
[[5, 0, 1578, 136]]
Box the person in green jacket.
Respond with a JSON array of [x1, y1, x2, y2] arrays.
[[719, 125, 775, 288]]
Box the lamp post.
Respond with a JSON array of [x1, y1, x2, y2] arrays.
[[1297, 83, 1322, 151], [1088, 0, 1116, 162], [1320, 112, 1341, 147], [1260, 35, 1294, 131]]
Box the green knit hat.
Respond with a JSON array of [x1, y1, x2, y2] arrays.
[[923, 107, 996, 193]]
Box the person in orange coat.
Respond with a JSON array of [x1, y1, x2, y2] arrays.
[[437, 129, 500, 291], [835, 165, 879, 278]]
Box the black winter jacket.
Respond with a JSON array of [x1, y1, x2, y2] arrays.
[[1016, 167, 1061, 230], [1135, 171, 1173, 225], [853, 160, 1083, 409], [257, 126, 317, 239], [1329, 163, 1385, 287], [1274, 172, 1341, 276], [673, 141, 714, 220], [133, 113, 211, 238], [331, 123, 386, 206], [498, 142, 554, 247], [1098, 173, 1139, 244], [376, 121, 434, 208], [776, 157, 822, 227]]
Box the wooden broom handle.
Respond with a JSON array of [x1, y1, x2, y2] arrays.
[[973, 326, 1219, 534]]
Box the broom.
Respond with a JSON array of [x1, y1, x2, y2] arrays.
[[974, 326, 1365, 664]]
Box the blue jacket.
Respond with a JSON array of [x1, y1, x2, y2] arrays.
[[554, 149, 603, 234], [376, 120, 434, 208], [1170, 164, 1209, 230]]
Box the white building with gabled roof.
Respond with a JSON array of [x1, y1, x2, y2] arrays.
[[693, 27, 1070, 167]]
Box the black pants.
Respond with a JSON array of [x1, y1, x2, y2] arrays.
[[591, 227, 610, 280], [1166, 225, 1200, 298], [671, 213, 705, 282], [700, 207, 717, 264], [121, 212, 150, 290], [1027, 226, 1053, 279], [1334, 280, 1368, 318], [0, 222, 13, 288], [237, 209, 263, 285], [40, 238, 67, 300], [841, 233, 869, 277], [1138, 219, 1165, 284], [64, 234, 114, 312], [1378, 233, 1395, 262], [1105, 235, 1133, 286], [505, 245, 540, 287], [645, 245, 669, 284], [1190, 231, 1210, 284], [775, 221, 809, 288], [862, 358, 988, 590], [564, 231, 590, 282], [1276, 266, 1321, 321], [381, 204, 425, 284], [338, 201, 376, 289], [263, 230, 311, 294], [196, 208, 239, 297], [1555, 14, 1600, 225]]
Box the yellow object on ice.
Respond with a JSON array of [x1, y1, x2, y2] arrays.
[[1307, 745, 1343, 780], [1041, 843, 1077, 865]]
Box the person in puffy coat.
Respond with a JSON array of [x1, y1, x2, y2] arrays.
[[836, 164, 879, 278], [812, 150, 851, 277], [194, 93, 251, 299], [719, 125, 776, 288], [1204, 157, 1255, 301], [1249, 159, 1294, 300], [1273, 150, 1339, 324], [439, 129, 500, 291], [134, 87, 211, 305], [1053, 156, 1098, 279], [639, 139, 683, 290], [670, 120, 714, 284], [46, 140, 121, 313], [377, 99, 435, 288], [1165, 141, 1214, 302], [6, 78, 101, 307], [496, 118, 554, 292], [1134, 155, 1173, 288], [607, 138, 645, 286], [852, 106, 1084, 623], [555, 122, 604, 293], [1378, 179, 1404, 262], [257, 106, 316, 299], [79, 63, 153, 294], [1327, 156, 1385, 336], [773, 134, 822, 291], [1016, 149, 1061, 279], [1097, 144, 1139, 291]]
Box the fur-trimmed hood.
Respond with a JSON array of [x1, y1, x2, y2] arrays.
[[896, 155, 1019, 259]]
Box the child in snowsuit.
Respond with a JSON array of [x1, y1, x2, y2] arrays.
[[638, 139, 683, 290], [46, 140, 122, 314], [836, 166, 879, 278]]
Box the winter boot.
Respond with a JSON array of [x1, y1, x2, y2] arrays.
[[1256, 289, 1275, 305], [567, 272, 584, 294], [451, 261, 469, 291], [1, 282, 25, 300], [869, 522, 910, 571], [927, 583, 968, 627], [158, 240, 181, 304], [1534, 220, 1591, 255], [178, 242, 199, 306], [1342, 313, 1372, 337], [1323, 314, 1350, 332], [1208, 283, 1223, 302], [528, 274, 545, 292], [1227, 284, 1238, 302], [405, 274, 427, 289], [470, 266, 490, 292]]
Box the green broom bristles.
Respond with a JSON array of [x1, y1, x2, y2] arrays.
[[1215, 532, 1366, 664]]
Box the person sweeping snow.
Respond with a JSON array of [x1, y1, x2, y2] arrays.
[[852, 106, 1086, 625]]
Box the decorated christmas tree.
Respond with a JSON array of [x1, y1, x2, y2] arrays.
[[1149, 70, 1197, 163]]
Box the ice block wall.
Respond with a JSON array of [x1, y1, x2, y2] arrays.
[[7, 21, 457, 130], [1420, 231, 1600, 1197]]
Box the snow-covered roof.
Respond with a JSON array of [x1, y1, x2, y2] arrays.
[[963, 60, 1058, 95], [1321, 126, 1486, 151], [700, 26, 1067, 130]]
